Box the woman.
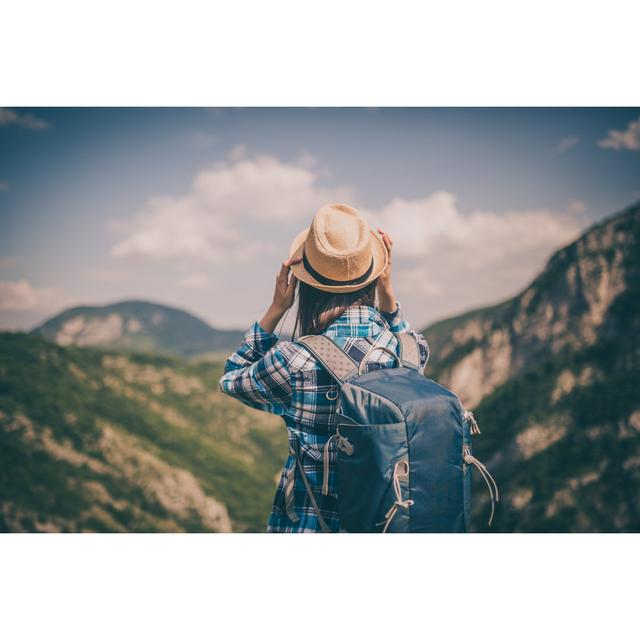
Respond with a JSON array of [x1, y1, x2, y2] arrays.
[[219, 203, 429, 532]]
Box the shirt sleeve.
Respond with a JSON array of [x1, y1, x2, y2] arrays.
[[218, 321, 292, 415], [380, 300, 430, 373]]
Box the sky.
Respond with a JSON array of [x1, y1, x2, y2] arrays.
[[1, 107, 639, 332]]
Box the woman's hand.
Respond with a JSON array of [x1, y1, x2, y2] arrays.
[[376, 228, 398, 314], [259, 257, 301, 333], [272, 257, 301, 312]]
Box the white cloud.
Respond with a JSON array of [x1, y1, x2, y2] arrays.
[[0, 279, 68, 311], [556, 135, 580, 154], [0, 108, 50, 131], [364, 192, 584, 320], [110, 153, 353, 263], [109, 152, 588, 327], [366, 192, 583, 267], [598, 116, 640, 151]]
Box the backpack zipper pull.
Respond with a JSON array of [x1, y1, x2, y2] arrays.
[[464, 410, 481, 435], [337, 434, 354, 456]]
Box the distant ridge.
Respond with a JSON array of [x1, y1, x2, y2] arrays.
[[32, 299, 244, 358]]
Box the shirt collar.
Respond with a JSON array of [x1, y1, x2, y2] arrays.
[[322, 305, 389, 339]]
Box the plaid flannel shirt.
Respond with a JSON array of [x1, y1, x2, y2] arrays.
[[218, 301, 429, 533]]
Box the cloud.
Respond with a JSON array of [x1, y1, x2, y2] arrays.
[[0, 108, 50, 131], [363, 192, 584, 319], [365, 192, 582, 266], [555, 135, 580, 154], [598, 116, 640, 151], [110, 153, 353, 263], [0, 180, 9, 191], [0, 279, 69, 311], [109, 151, 588, 327]]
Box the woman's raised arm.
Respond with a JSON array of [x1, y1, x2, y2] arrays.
[[218, 257, 300, 414]]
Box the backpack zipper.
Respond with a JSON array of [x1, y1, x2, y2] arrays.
[[322, 432, 354, 496]]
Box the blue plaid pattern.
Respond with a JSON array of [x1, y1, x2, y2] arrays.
[[218, 302, 429, 533]]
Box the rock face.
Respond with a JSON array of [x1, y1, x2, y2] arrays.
[[427, 202, 639, 409], [32, 300, 244, 359], [424, 202, 640, 532]]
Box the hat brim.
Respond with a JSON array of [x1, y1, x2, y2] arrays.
[[288, 227, 389, 293]]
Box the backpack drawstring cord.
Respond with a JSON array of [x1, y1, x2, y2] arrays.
[[463, 445, 500, 526], [376, 459, 414, 533], [322, 433, 354, 495], [322, 435, 338, 496]]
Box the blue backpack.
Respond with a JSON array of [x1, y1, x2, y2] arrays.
[[295, 333, 499, 533]]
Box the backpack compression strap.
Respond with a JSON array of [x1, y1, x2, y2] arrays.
[[296, 335, 359, 384], [397, 333, 422, 371]]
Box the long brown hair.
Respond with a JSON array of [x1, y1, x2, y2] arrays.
[[292, 279, 378, 338]]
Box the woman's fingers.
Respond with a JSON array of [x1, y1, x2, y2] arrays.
[[277, 258, 301, 295], [272, 261, 298, 312], [277, 262, 289, 283], [280, 256, 302, 281], [377, 227, 393, 253], [286, 256, 302, 267]]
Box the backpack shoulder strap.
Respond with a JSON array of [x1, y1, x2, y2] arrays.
[[397, 333, 421, 371], [296, 335, 358, 384]]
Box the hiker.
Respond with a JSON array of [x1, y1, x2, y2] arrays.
[[219, 203, 429, 532]]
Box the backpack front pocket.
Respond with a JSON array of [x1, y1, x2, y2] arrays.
[[335, 421, 409, 532]]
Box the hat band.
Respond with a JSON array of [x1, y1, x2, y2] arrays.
[[303, 250, 374, 286]]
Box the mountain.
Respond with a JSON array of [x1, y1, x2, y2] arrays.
[[0, 332, 287, 532], [4, 203, 639, 533], [424, 201, 640, 532], [32, 300, 244, 359]]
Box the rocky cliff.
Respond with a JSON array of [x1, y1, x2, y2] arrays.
[[426, 201, 640, 409], [424, 202, 640, 532]]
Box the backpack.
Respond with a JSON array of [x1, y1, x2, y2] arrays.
[[292, 332, 499, 533]]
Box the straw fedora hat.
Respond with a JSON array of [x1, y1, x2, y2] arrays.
[[288, 203, 388, 293]]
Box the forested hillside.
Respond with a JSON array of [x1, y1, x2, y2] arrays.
[[0, 333, 287, 532]]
